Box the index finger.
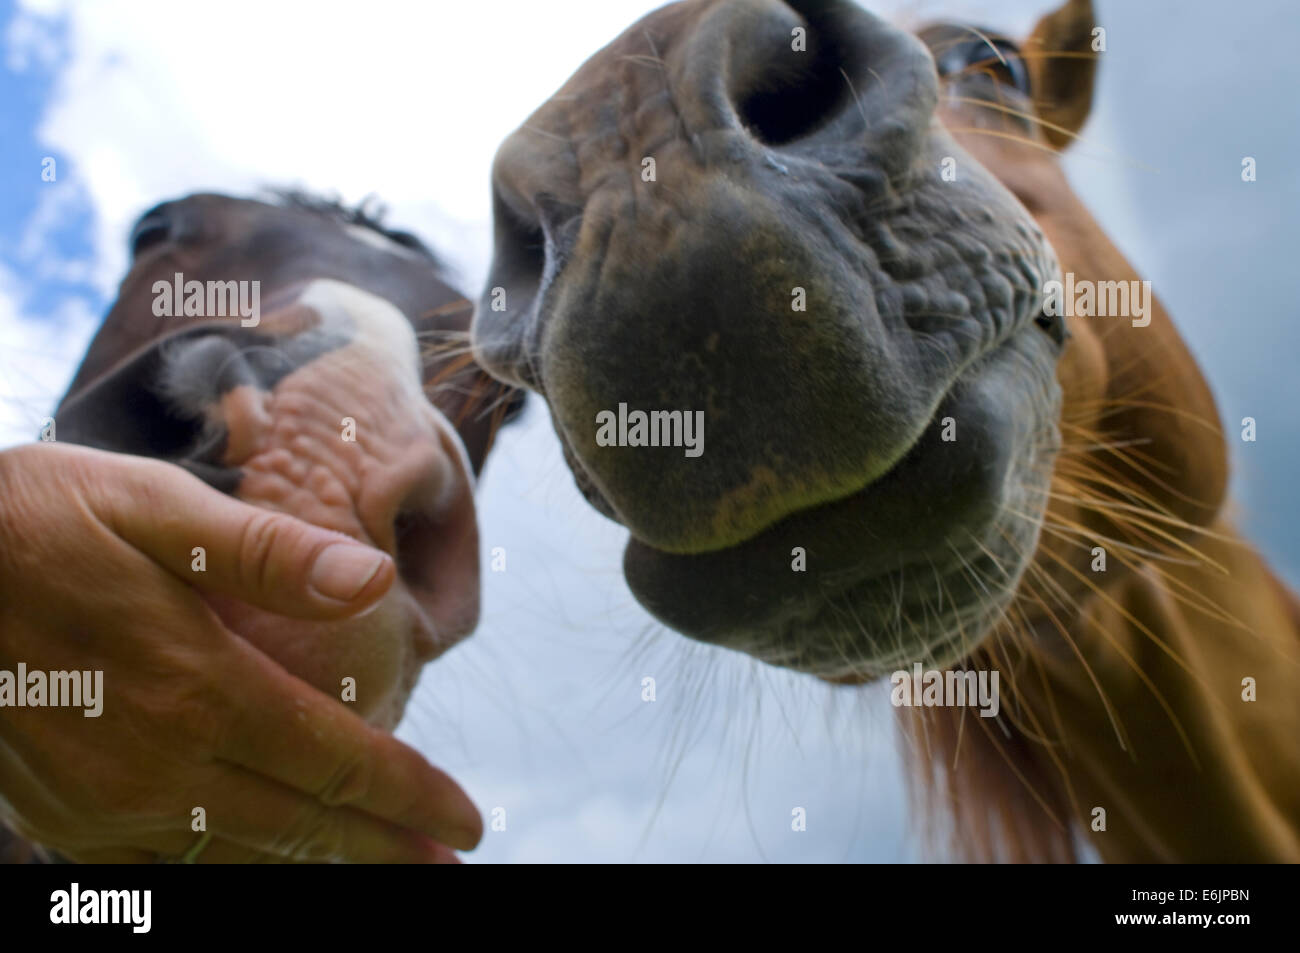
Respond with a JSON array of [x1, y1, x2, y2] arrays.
[[86, 448, 397, 621], [214, 637, 483, 853]]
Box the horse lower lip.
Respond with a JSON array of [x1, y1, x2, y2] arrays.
[[620, 477, 896, 640], [611, 398, 942, 564]]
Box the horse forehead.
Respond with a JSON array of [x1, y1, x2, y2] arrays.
[[342, 224, 423, 260]]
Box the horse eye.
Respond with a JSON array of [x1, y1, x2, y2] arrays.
[[939, 37, 1031, 96], [129, 210, 171, 256], [385, 229, 424, 251]]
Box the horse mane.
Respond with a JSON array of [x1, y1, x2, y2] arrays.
[[898, 654, 1081, 863], [263, 186, 447, 270]]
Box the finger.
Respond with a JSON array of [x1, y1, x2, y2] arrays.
[[62, 845, 157, 863], [194, 837, 291, 864], [218, 640, 482, 851], [87, 449, 396, 619], [144, 768, 461, 863], [192, 835, 459, 864], [78, 838, 286, 864]]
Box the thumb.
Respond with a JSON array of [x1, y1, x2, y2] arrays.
[[92, 450, 396, 620]]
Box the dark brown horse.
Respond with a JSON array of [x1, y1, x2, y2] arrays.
[[2, 190, 520, 861], [473, 0, 1300, 861]]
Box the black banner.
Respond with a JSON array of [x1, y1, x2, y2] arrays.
[[0, 862, 1281, 940]]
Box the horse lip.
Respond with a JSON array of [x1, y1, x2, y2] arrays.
[[620, 484, 881, 643], [611, 347, 1032, 641], [563, 297, 1055, 565], [573, 362, 953, 559], [617, 434, 936, 641]]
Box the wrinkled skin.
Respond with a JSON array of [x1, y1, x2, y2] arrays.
[[177, 280, 481, 728]]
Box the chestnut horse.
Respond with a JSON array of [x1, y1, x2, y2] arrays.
[[472, 0, 1300, 861]]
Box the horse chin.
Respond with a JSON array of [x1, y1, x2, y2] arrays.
[[623, 527, 1031, 682]]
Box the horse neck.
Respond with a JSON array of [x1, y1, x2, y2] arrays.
[[898, 172, 1300, 860], [1015, 522, 1300, 861], [902, 526, 1300, 862]]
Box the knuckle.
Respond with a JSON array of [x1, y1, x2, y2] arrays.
[[317, 752, 373, 808], [115, 458, 174, 524], [169, 675, 227, 752], [129, 656, 227, 757], [198, 686, 237, 757], [168, 680, 227, 754], [236, 510, 287, 594], [96, 457, 179, 541]]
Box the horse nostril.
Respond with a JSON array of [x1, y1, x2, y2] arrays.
[[736, 56, 845, 146], [494, 192, 544, 294], [389, 472, 480, 644], [731, 3, 857, 146], [393, 508, 436, 590], [473, 185, 552, 390]]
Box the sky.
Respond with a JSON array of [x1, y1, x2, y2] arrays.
[[1, 0, 1296, 862]]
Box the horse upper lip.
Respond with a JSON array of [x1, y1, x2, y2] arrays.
[[566, 363, 957, 559]]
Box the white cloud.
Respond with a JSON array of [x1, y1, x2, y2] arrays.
[[13, 0, 1060, 292], [0, 263, 98, 446], [16, 0, 708, 291]]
